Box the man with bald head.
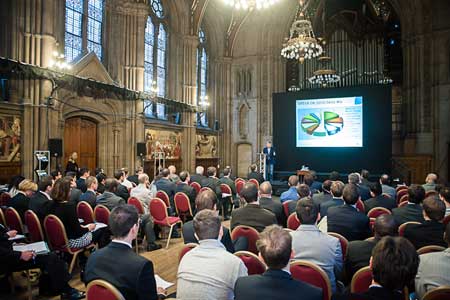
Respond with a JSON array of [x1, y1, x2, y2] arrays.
[[280, 175, 299, 203], [259, 181, 285, 225], [380, 174, 396, 199], [423, 173, 438, 192]]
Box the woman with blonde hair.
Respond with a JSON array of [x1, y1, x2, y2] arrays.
[[8, 179, 37, 220], [65, 152, 79, 174]]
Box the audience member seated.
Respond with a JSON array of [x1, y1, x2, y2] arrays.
[[403, 196, 446, 249], [327, 183, 371, 241], [364, 182, 397, 213], [303, 173, 319, 194], [438, 186, 450, 216], [127, 167, 143, 186], [200, 166, 222, 203], [182, 189, 241, 253], [96, 178, 125, 211], [76, 168, 90, 193], [177, 209, 248, 300], [130, 173, 156, 214], [360, 169, 372, 187], [168, 165, 180, 183], [348, 173, 370, 201], [95, 172, 107, 194], [29, 175, 53, 220], [415, 223, 450, 299], [345, 214, 398, 281], [113, 170, 130, 201], [155, 168, 177, 207], [8, 179, 37, 220], [287, 184, 310, 215], [392, 184, 425, 225], [231, 183, 277, 232], [176, 171, 197, 208], [280, 175, 299, 203], [380, 174, 396, 200], [320, 181, 345, 218], [219, 167, 238, 214], [329, 171, 340, 181], [422, 173, 438, 192], [66, 172, 82, 203], [291, 198, 343, 293], [51, 170, 63, 182], [337, 236, 419, 300], [259, 182, 285, 226], [190, 166, 206, 184], [120, 168, 134, 189], [85, 205, 166, 300], [0, 223, 85, 300], [247, 164, 264, 184], [79, 176, 98, 208], [7, 175, 25, 198], [309, 170, 323, 193], [234, 225, 322, 300], [312, 180, 333, 209]]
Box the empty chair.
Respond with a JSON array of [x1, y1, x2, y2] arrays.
[[174, 192, 193, 222], [290, 260, 332, 300], [77, 201, 95, 224], [86, 279, 125, 300], [156, 191, 171, 208], [231, 225, 260, 254], [24, 210, 44, 242], [149, 198, 182, 249], [234, 251, 267, 275], [94, 205, 111, 225]]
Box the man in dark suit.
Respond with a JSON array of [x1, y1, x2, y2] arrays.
[[176, 171, 197, 208], [404, 196, 447, 249], [231, 182, 277, 232], [345, 214, 398, 282], [96, 178, 125, 211], [312, 180, 333, 209], [190, 166, 206, 184], [247, 164, 265, 184], [327, 183, 371, 241], [287, 184, 310, 215], [66, 172, 82, 203], [76, 167, 90, 193], [29, 175, 53, 220], [262, 141, 276, 182], [320, 181, 345, 218], [113, 170, 130, 202], [364, 182, 397, 213], [79, 176, 98, 208], [218, 167, 238, 217], [360, 169, 373, 187], [307, 170, 322, 193], [234, 225, 322, 300], [392, 184, 425, 225], [259, 181, 285, 226], [95, 173, 107, 194], [200, 166, 222, 201], [348, 172, 371, 201], [85, 205, 166, 300], [155, 168, 177, 207], [127, 167, 143, 186]]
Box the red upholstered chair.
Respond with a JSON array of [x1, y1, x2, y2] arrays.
[[44, 214, 95, 273], [179, 243, 198, 263], [94, 205, 110, 225], [220, 183, 233, 198], [86, 279, 125, 300], [24, 210, 44, 242], [422, 286, 450, 300], [5, 207, 24, 234], [149, 198, 182, 249], [0, 192, 10, 206], [77, 201, 95, 224], [287, 213, 301, 230], [398, 200, 408, 207], [425, 190, 438, 198], [396, 185, 408, 193], [328, 232, 349, 260], [396, 189, 408, 203], [236, 179, 245, 195], [234, 251, 267, 275], [367, 207, 391, 219], [290, 260, 332, 300], [199, 187, 214, 194], [0, 207, 5, 226], [282, 201, 292, 218], [350, 266, 372, 293], [189, 182, 201, 194], [381, 193, 392, 199], [399, 194, 409, 204], [231, 225, 260, 254], [248, 179, 259, 189], [174, 192, 193, 222], [156, 191, 171, 208], [417, 245, 446, 255], [128, 197, 145, 215], [398, 221, 421, 236], [443, 214, 450, 226], [356, 199, 365, 213]]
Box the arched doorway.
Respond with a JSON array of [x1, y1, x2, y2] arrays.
[[64, 117, 97, 173]]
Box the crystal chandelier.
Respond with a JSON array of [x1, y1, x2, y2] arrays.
[[308, 56, 340, 87], [222, 0, 280, 10]]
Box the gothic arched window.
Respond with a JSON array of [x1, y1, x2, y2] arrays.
[[197, 29, 208, 105]]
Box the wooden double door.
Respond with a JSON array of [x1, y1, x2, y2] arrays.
[[64, 117, 97, 173]]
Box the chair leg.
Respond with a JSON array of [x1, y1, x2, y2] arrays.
[[68, 252, 79, 274], [166, 225, 174, 249], [26, 270, 32, 300]]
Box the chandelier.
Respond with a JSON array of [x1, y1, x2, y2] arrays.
[[223, 0, 280, 10], [308, 56, 340, 87]]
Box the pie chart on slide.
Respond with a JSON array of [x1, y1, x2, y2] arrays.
[[301, 111, 344, 136]]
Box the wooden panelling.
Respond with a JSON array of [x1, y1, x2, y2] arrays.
[[64, 117, 97, 173]]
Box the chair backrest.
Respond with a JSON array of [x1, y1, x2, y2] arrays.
[[398, 200, 408, 207], [179, 243, 198, 263], [443, 214, 450, 226], [77, 201, 95, 224], [0, 192, 10, 206], [234, 251, 267, 275], [398, 221, 422, 236], [367, 207, 392, 219], [231, 225, 260, 254], [396, 189, 408, 203], [174, 192, 193, 217], [328, 232, 349, 260], [94, 205, 110, 225], [24, 210, 44, 242], [425, 190, 438, 198], [156, 190, 170, 207], [220, 184, 232, 195], [290, 260, 332, 300], [350, 266, 372, 293], [396, 185, 408, 193], [199, 187, 214, 194], [86, 279, 125, 300], [287, 213, 301, 230], [417, 245, 446, 255], [236, 180, 245, 195], [381, 193, 392, 199], [44, 214, 69, 251], [399, 194, 409, 204], [149, 198, 169, 224], [0, 207, 5, 226], [5, 207, 24, 234], [189, 182, 201, 194], [282, 201, 292, 217], [248, 179, 259, 189], [128, 197, 145, 215], [356, 199, 365, 213], [422, 286, 450, 300]]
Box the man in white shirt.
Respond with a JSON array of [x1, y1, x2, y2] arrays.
[[120, 168, 134, 189]]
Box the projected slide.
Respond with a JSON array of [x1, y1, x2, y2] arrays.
[[296, 96, 363, 147]]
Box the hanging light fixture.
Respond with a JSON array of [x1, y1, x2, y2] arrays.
[[308, 56, 340, 87], [281, 1, 322, 63], [222, 0, 280, 10]]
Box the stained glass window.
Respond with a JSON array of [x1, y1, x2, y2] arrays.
[[87, 0, 104, 60], [197, 29, 208, 105], [156, 24, 166, 97], [144, 17, 155, 92], [65, 0, 83, 61], [151, 0, 164, 18]]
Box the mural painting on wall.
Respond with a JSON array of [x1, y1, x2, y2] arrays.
[[0, 115, 20, 162], [145, 129, 181, 160], [196, 135, 217, 158]]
